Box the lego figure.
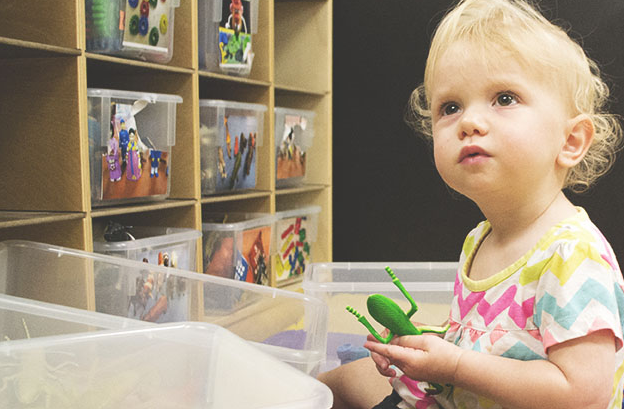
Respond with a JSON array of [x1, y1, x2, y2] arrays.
[[118, 119, 130, 164], [106, 128, 122, 182], [126, 129, 142, 181], [150, 149, 162, 177], [226, 0, 247, 35]]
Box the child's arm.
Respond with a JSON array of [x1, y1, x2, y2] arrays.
[[365, 329, 615, 409]]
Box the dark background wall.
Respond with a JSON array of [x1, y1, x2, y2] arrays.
[[332, 0, 624, 263]]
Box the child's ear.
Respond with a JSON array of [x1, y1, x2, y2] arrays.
[[557, 114, 594, 169]]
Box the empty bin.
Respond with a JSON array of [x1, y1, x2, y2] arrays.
[[0, 320, 333, 408], [303, 262, 457, 372], [0, 240, 328, 375]]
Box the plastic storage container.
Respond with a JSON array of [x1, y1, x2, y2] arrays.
[[0, 240, 327, 375], [274, 205, 321, 284], [93, 226, 202, 271], [199, 100, 266, 195], [87, 88, 182, 207], [0, 293, 150, 342], [201, 212, 274, 285], [303, 262, 457, 372], [0, 320, 333, 408], [85, 0, 180, 63], [198, 0, 260, 76], [274, 107, 316, 188]]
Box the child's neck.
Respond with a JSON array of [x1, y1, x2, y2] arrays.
[[486, 191, 574, 237], [468, 191, 577, 281]]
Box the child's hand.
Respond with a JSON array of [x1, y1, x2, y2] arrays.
[[364, 334, 463, 384], [366, 331, 397, 378]]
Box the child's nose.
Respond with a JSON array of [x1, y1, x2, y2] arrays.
[[459, 108, 488, 139]]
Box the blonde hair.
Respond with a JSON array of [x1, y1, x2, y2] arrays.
[[408, 0, 622, 192]]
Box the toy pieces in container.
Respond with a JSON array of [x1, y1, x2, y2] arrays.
[[218, 0, 254, 73], [103, 221, 136, 242], [274, 206, 321, 283], [198, 0, 259, 76], [215, 114, 258, 192], [85, 0, 179, 63], [202, 230, 269, 286], [274, 108, 316, 188], [100, 103, 170, 200], [198, 100, 266, 195], [202, 213, 273, 286]]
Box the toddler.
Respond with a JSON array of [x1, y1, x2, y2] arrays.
[[321, 0, 624, 408]]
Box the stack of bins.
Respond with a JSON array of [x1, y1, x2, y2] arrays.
[[0, 294, 332, 408], [0, 240, 328, 376], [303, 262, 457, 372]]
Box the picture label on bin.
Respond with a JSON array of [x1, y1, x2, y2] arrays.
[[101, 102, 169, 200], [218, 0, 253, 71], [204, 225, 271, 285]]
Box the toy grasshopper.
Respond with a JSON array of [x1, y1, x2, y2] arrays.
[[346, 266, 450, 395]]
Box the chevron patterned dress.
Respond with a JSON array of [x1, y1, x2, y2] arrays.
[[392, 208, 624, 409]]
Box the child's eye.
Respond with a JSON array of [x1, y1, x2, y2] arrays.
[[440, 103, 461, 116], [495, 93, 518, 106]]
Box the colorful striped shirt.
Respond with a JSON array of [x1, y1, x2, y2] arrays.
[[392, 208, 624, 408]]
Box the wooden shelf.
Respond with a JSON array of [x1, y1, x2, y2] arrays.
[[90, 199, 197, 218], [0, 211, 85, 229], [0, 0, 332, 288], [0, 37, 81, 58]]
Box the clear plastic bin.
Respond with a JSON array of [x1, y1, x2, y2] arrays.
[[87, 88, 182, 207], [85, 0, 180, 63], [198, 0, 260, 76], [199, 100, 266, 195], [0, 293, 149, 342], [202, 212, 274, 285], [274, 205, 321, 284], [93, 226, 202, 271], [274, 107, 316, 188], [0, 240, 327, 375], [0, 320, 332, 408], [303, 262, 457, 372]]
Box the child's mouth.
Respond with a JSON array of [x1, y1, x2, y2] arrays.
[[459, 146, 489, 164]]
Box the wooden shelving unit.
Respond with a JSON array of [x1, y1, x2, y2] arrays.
[[0, 0, 332, 287]]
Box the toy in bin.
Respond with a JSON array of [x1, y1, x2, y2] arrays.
[[274, 206, 320, 283], [202, 212, 274, 286], [274, 107, 316, 188], [88, 88, 182, 206], [198, 0, 259, 76], [85, 0, 180, 63], [199, 100, 266, 194]]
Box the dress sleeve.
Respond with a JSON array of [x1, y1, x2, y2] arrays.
[[534, 240, 624, 353]]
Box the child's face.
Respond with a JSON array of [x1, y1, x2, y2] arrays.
[[429, 42, 571, 206]]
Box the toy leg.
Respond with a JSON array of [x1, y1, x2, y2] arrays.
[[385, 266, 418, 318], [346, 306, 394, 344]]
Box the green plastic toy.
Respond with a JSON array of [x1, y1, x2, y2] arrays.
[[346, 266, 450, 395]]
